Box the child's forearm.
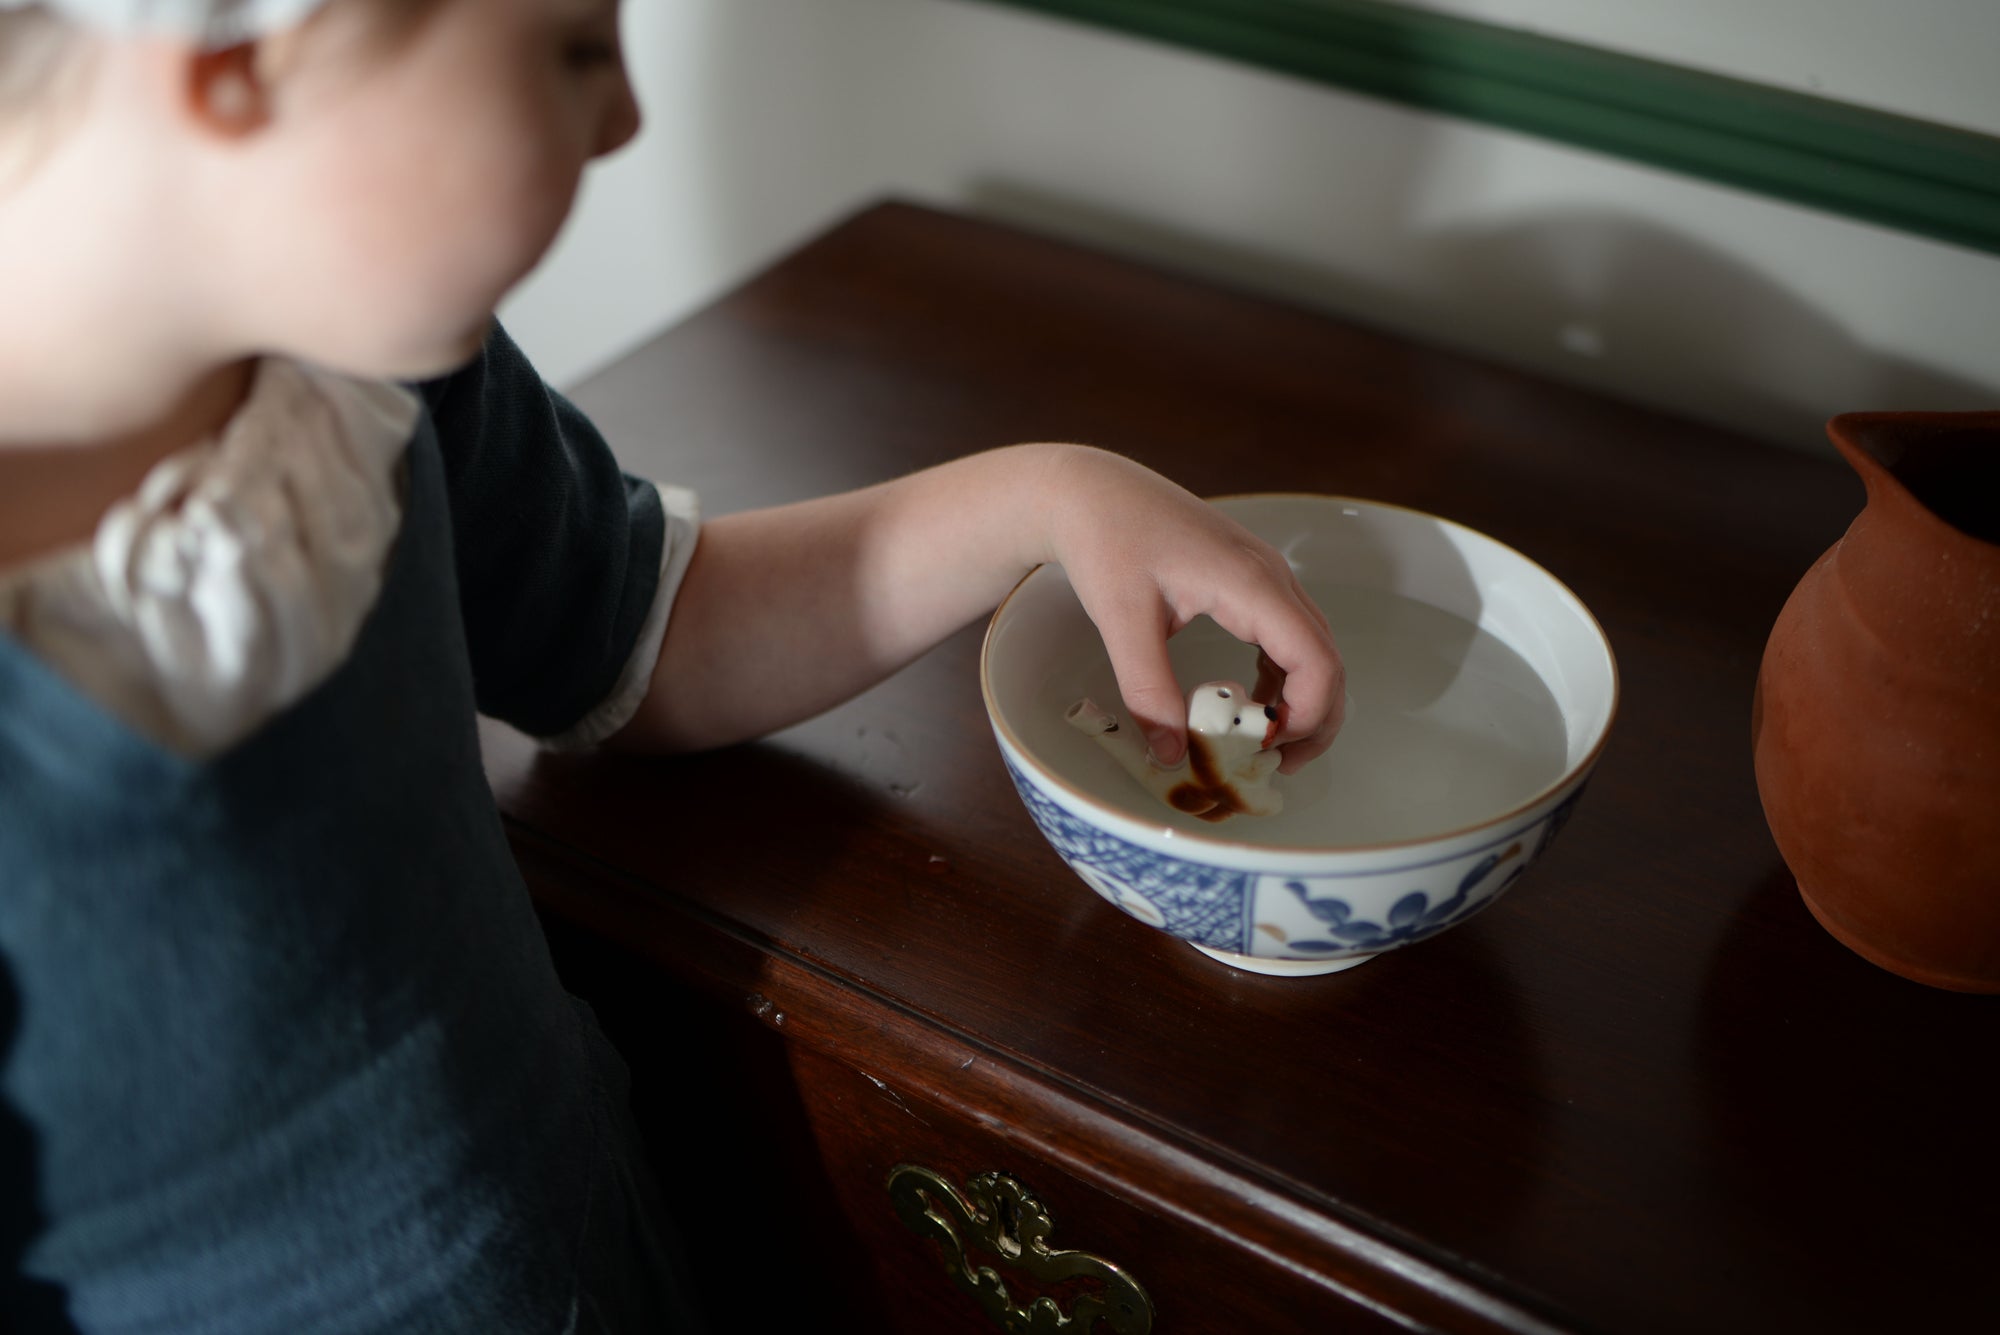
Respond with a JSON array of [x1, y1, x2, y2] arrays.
[[607, 442, 1344, 768], [608, 443, 1071, 754]]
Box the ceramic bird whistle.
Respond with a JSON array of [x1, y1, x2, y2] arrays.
[[1065, 680, 1283, 822]]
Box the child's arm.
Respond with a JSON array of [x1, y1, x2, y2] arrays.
[[607, 443, 1343, 773]]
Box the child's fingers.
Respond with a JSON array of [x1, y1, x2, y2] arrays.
[[1088, 595, 1189, 767], [1211, 594, 1344, 774], [1250, 647, 1286, 705], [1249, 644, 1340, 771]]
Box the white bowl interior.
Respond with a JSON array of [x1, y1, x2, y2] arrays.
[[985, 496, 1616, 849]]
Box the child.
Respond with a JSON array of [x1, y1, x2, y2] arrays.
[[0, 1, 1343, 1330]]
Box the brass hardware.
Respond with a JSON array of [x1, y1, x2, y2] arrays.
[[886, 1163, 1154, 1333]]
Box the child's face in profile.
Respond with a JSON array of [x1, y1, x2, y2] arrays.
[[253, 0, 639, 378]]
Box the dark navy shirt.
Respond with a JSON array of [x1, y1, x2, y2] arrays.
[[0, 329, 696, 1332]]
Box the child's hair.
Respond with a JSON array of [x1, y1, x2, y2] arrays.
[[0, 7, 89, 186], [0, 8, 81, 116], [0, 0, 443, 185]]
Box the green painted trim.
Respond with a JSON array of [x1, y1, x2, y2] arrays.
[[969, 0, 2000, 256]]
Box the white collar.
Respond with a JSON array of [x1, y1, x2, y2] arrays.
[[0, 359, 419, 756]]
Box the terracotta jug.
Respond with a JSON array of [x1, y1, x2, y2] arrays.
[[1752, 412, 2000, 992]]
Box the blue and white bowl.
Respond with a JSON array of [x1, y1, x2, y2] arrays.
[[981, 495, 1618, 976]]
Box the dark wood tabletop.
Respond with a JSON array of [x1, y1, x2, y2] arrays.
[[483, 201, 1998, 1334]]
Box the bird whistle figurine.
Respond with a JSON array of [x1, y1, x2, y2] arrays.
[[1065, 680, 1283, 822]]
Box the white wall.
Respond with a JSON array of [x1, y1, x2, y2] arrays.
[[502, 0, 2000, 454], [499, 0, 911, 398]]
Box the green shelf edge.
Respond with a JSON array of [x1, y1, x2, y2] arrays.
[[969, 0, 2000, 256]]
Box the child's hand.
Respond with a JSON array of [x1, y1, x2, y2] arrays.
[[1039, 447, 1344, 775]]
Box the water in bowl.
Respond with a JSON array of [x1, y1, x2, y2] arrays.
[[1030, 584, 1570, 847]]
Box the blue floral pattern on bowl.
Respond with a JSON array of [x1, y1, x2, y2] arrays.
[[1006, 755, 1251, 948], [1004, 753, 1583, 962], [1274, 850, 1520, 954]]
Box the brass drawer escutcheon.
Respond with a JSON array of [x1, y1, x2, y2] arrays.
[[886, 1163, 1154, 1333]]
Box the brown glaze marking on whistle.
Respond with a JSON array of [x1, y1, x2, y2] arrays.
[[1169, 734, 1252, 823]]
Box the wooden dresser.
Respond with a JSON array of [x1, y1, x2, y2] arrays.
[[482, 202, 1998, 1333]]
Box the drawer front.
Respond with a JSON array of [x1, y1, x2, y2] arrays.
[[787, 1047, 1414, 1334], [540, 908, 1468, 1333]]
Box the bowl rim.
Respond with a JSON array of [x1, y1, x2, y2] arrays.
[[980, 491, 1622, 857]]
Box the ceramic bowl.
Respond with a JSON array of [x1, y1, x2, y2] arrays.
[[981, 495, 1617, 976]]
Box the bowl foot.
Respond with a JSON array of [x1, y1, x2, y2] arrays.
[[1190, 944, 1373, 977]]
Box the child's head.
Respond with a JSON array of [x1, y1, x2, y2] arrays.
[[0, 0, 638, 397]]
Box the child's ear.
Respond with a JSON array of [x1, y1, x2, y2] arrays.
[[185, 45, 273, 136]]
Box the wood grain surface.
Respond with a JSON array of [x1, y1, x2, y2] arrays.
[[487, 201, 1998, 1333]]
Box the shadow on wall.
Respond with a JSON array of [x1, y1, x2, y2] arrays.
[[964, 183, 1995, 454]]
